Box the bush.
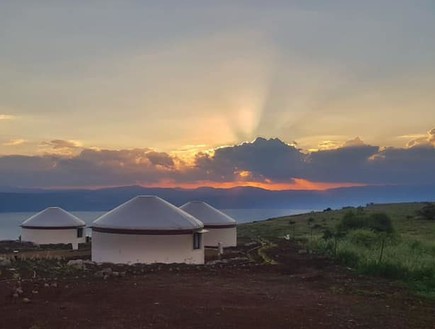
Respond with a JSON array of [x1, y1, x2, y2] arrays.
[[337, 211, 367, 232], [367, 213, 394, 234], [417, 203, 435, 220], [347, 229, 378, 248], [337, 211, 394, 234]]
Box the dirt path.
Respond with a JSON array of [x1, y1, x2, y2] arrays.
[[0, 241, 434, 329]]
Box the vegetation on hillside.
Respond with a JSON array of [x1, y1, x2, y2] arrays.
[[238, 202, 435, 298]]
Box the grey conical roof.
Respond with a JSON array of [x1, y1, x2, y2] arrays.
[[21, 207, 86, 228], [180, 201, 236, 227], [92, 195, 203, 231]]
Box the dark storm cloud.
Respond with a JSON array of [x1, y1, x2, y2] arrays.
[[146, 151, 175, 168], [0, 149, 179, 188], [190, 137, 435, 185], [368, 146, 435, 184], [304, 144, 380, 183], [193, 137, 304, 182], [0, 135, 434, 188]]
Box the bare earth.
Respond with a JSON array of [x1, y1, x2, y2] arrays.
[[0, 241, 434, 329]]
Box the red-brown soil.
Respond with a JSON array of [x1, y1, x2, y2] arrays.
[[0, 241, 434, 329]]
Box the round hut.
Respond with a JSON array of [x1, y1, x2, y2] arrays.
[[91, 195, 205, 264], [180, 201, 237, 247], [20, 207, 86, 250]]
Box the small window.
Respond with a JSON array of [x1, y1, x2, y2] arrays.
[[193, 232, 202, 250], [77, 227, 84, 238]]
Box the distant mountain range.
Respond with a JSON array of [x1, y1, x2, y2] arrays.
[[0, 184, 434, 212]]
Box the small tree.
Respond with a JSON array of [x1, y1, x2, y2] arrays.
[[367, 212, 394, 264], [288, 220, 296, 239]]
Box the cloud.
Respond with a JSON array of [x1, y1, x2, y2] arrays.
[[342, 137, 367, 148], [2, 139, 26, 146], [0, 134, 433, 189], [193, 137, 305, 183], [0, 148, 181, 188], [305, 143, 380, 183], [367, 146, 435, 184], [146, 151, 175, 168], [39, 139, 83, 156], [406, 128, 435, 148], [0, 114, 15, 121], [43, 139, 82, 149]]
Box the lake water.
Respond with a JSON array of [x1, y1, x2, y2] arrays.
[[0, 208, 310, 240]]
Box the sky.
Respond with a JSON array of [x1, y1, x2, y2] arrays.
[[0, 1, 434, 190]]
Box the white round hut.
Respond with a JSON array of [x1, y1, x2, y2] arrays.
[[180, 201, 237, 247], [20, 207, 86, 250], [91, 195, 205, 264]]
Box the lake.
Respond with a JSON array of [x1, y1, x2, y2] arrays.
[[0, 208, 310, 240]]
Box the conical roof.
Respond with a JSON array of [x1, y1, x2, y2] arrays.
[[180, 201, 237, 227], [92, 195, 203, 232], [21, 207, 86, 228]]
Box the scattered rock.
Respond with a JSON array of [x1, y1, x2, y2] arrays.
[[22, 298, 31, 304], [51, 282, 58, 288], [0, 258, 12, 267], [12, 293, 19, 298], [94, 271, 104, 278], [297, 249, 308, 255], [16, 287, 23, 295], [32, 290, 39, 294], [44, 283, 50, 288], [101, 268, 113, 275], [207, 259, 229, 265], [83, 260, 96, 266], [67, 259, 85, 270]]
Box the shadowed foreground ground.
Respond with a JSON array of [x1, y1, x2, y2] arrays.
[[0, 241, 434, 329]]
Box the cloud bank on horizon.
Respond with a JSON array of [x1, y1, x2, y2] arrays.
[[0, 131, 433, 190]]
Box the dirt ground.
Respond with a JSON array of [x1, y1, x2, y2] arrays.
[[0, 241, 434, 329]]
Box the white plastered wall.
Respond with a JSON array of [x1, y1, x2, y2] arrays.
[[91, 232, 205, 264], [204, 227, 237, 247], [21, 228, 86, 250]]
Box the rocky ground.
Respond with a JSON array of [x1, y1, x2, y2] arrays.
[[0, 241, 434, 329]]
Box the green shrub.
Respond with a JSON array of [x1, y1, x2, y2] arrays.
[[347, 229, 378, 248], [337, 211, 367, 232], [367, 213, 394, 234]]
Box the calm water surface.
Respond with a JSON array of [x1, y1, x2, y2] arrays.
[[0, 209, 309, 240]]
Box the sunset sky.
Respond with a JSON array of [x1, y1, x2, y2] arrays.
[[0, 1, 434, 190]]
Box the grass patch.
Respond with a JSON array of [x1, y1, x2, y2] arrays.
[[238, 202, 435, 298]]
